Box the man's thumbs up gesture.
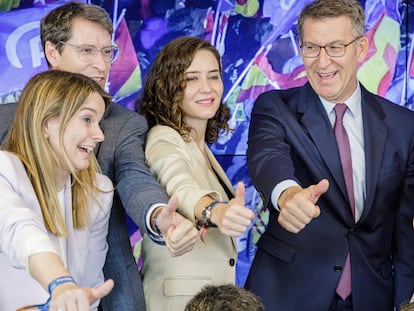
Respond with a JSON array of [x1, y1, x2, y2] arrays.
[[155, 195, 198, 257], [278, 179, 329, 233]]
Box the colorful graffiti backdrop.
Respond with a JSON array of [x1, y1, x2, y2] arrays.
[[1, 0, 413, 285]]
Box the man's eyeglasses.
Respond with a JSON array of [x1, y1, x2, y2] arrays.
[[59, 41, 120, 63], [300, 37, 362, 58]]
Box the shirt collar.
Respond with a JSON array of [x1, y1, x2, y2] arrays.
[[319, 82, 362, 118]]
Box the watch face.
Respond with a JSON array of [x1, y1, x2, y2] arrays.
[[204, 208, 212, 225], [202, 202, 220, 227], [201, 206, 209, 226]]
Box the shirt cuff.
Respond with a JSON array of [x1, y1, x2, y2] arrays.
[[145, 203, 166, 245], [271, 180, 301, 211]]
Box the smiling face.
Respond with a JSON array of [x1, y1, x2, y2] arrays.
[[45, 91, 105, 187], [181, 49, 224, 129], [300, 16, 368, 103], [45, 17, 112, 89]]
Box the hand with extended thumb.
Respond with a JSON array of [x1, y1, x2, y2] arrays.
[[211, 182, 255, 237], [278, 179, 329, 233], [155, 195, 198, 257]]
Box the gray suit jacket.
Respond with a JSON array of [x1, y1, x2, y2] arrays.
[[0, 102, 170, 311]]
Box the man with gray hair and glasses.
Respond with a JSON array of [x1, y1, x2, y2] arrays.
[[245, 0, 414, 310], [0, 2, 198, 310]]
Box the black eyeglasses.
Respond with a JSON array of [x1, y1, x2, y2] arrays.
[[300, 37, 362, 58], [59, 41, 120, 63]]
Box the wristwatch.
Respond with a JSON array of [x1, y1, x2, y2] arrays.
[[198, 201, 220, 229]]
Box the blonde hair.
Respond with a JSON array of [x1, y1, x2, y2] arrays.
[[2, 70, 112, 236]]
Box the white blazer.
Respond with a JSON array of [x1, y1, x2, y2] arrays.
[[0, 151, 113, 310]]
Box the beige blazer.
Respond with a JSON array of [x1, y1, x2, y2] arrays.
[[141, 125, 237, 311]]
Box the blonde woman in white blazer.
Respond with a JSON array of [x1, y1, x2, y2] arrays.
[[138, 36, 255, 311], [0, 70, 114, 310]]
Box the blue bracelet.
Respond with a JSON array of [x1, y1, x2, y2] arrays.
[[21, 277, 77, 311], [34, 297, 51, 311], [48, 276, 77, 295]]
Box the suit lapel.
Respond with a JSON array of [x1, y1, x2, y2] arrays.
[[297, 84, 387, 223], [359, 88, 387, 222], [297, 85, 349, 202], [205, 148, 237, 251], [209, 156, 235, 197]]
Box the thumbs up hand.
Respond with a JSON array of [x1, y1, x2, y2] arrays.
[[155, 195, 198, 257], [278, 179, 329, 233], [211, 182, 255, 237]]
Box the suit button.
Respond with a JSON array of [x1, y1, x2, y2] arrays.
[[350, 227, 355, 233], [229, 258, 235, 266], [334, 265, 342, 272]]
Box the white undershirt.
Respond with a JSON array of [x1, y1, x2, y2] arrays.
[[57, 189, 68, 268]]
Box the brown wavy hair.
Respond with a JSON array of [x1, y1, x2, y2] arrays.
[[137, 36, 230, 144]]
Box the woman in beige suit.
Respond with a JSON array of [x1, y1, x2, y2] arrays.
[[138, 36, 255, 310]]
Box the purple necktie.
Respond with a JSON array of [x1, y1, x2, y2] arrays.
[[334, 104, 354, 300]]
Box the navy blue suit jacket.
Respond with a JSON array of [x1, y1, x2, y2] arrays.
[[245, 83, 414, 311]]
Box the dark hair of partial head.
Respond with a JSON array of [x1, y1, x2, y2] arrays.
[[138, 36, 230, 144], [400, 302, 414, 311], [40, 1, 113, 68], [297, 0, 366, 40], [184, 284, 264, 311]]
